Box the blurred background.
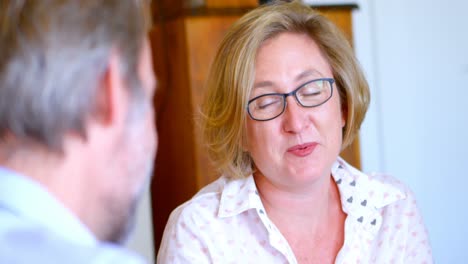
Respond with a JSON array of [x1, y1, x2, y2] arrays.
[[353, 0, 468, 263], [126, 0, 468, 263]]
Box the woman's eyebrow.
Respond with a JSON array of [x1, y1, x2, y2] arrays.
[[295, 69, 321, 81], [253, 80, 274, 90], [252, 69, 322, 90]]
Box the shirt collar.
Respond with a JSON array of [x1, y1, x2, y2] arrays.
[[218, 175, 264, 218], [0, 167, 97, 246], [332, 157, 406, 209], [332, 157, 406, 235], [217, 158, 406, 236]]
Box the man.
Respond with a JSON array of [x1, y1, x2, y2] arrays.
[[0, 0, 157, 263]]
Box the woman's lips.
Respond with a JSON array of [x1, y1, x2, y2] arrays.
[[287, 142, 318, 157]]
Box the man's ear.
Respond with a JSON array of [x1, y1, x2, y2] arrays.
[[94, 52, 129, 128]]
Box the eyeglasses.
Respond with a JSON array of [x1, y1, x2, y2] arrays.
[[247, 78, 335, 121]]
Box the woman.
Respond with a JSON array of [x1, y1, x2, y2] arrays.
[[157, 1, 433, 263]]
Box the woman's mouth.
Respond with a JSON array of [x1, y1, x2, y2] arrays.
[[287, 142, 318, 157]]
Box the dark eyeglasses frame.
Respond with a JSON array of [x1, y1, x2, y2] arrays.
[[247, 78, 335, 121]]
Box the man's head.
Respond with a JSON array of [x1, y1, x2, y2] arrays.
[[0, 0, 157, 243]]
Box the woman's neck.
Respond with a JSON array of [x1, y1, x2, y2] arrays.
[[254, 172, 343, 236]]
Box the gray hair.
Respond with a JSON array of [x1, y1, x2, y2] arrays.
[[0, 0, 151, 152]]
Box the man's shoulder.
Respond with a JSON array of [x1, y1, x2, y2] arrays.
[[0, 221, 146, 264]]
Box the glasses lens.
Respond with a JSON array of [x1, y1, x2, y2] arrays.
[[296, 79, 332, 107], [248, 94, 284, 120]]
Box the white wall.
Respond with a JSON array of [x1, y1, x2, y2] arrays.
[[353, 0, 468, 262]]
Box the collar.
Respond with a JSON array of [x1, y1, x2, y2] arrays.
[[0, 167, 97, 246], [217, 158, 406, 236], [218, 175, 264, 218], [332, 157, 406, 235]]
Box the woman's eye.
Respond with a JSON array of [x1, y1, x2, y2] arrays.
[[300, 84, 322, 96], [302, 90, 321, 96], [256, 96, 281, 109], [301, 89, 321, 97]]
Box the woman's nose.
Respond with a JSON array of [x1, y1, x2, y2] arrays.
[[282, 96, 309, 134]]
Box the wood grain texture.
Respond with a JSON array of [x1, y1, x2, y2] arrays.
[[318, 8, 354, 44], [185, 16, 243, 187], [150, 18, 199, 251], [205, 0, 258, 8]]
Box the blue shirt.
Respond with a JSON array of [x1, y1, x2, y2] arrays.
[[0, 167, 147, 264]]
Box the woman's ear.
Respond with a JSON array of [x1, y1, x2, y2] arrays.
[[240, 121, 250, 152], [341, 102, 347, 128], [241, 136, 249, 153]]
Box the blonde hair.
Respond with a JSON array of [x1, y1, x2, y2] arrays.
[[200, 0, 370, 179]]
